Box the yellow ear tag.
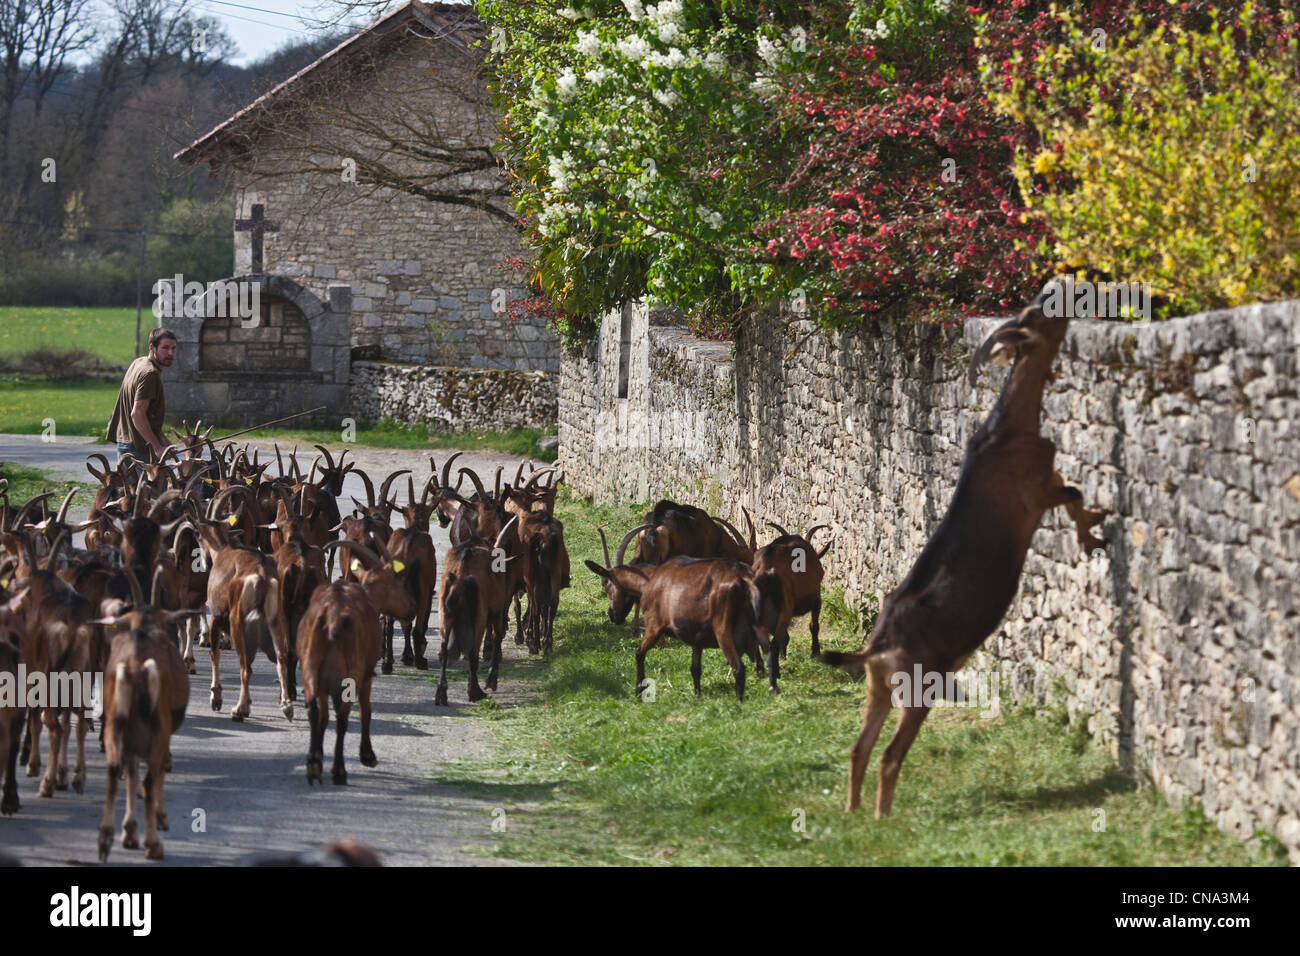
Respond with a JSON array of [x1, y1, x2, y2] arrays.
[[243, 477, 252, 485], [203, 478, 213, 485], [350, 559, 361, 573], [0, 578, 8, 589], [227, 515, 239, 527], [392, 560, 405, 573]]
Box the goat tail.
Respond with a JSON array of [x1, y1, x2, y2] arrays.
[[724, 578, 756, 657], [142, 659, 161, 711], [442, 576, 476, 666], [239, 574, 263, 624], [112, 662, 132, 721], [818, 647, 871, 677]]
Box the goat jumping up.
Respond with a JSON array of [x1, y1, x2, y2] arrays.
[[821, 298, 1107, 817]]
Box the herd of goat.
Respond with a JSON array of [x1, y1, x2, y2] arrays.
[[0, 427, 831, 862], [0, 296, 1109, 859]]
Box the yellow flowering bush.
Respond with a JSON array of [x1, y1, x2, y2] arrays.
[[987, 4, 1300, 315]]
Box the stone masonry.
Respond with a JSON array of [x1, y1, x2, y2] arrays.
[[350, 361, 556, 432], [558, 299, 1300, 860]]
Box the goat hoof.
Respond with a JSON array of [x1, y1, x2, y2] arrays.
[[231, 711, 245, 723], [434, 686, 449, 707], [381, 660, 393, 676], [281, 701, 294, 721], [210, 692, 222, 712], [38, 778, 54, 798], [98, 827, 113, 862], [401, 649, 414, 666], [414, 657, 427, 670], [121, 828, 139, 850], [55, 767, 69, 790], [72, 769, 85, 794], [306, 760, 322, 785], [332, 768, 347, 785], [1, 793, 18, 815], [186, 660, 197, 675], [163, 752, 173, 773], [25, 762, 39, 778], [360, 748, 377, 768], [768, 684, 780, 694], [157, 811, 169, 831], [145, 840, 164, 860], [468, 685, 486, 703]]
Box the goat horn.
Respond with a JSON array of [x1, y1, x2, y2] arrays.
[[148, 489, 182, 522], [598, 527, 612, 568], [45, 528, 70, 568], [439, 452, 463, 490], [513, 460, 526, 488], [742, 507, 755, 552], [132, 473, 149, 517], [351, 496, 368, 517], [458, 467, 487, 502], [378, 469, 410, 505], [151, 564, 165, 608], [803, 524, 831, 548], [615, 524, 654, 567], [523, 468, 555, 492], [323, 538, 379, 570], [766, 521, 791, 537], [54, 487, 78, 524], [86, 453, 112, 483], [274, 442, 286, 478], [493, 467, 502, 500], [356, 469, 377, 508], [313, 444, 336, 472], [968, 318, 1026, 386], [122, 564, 146, 610], [492, 515, 518, 553], [450, 501, 469, 545], [407, 474, 416, 508], [713, 516, 747, 549]]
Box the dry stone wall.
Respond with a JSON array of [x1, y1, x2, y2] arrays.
[[350, 360, 556, 432], [558, 299, 1300, 859]]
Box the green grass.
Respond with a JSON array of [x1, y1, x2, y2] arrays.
[[0, 306, 141, 365], [0, 462, 94, 505], [428, 491, 1288, 866], [0, 380, 119, 437]]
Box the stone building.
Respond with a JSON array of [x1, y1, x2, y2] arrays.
[[176, 1, 556, 374]]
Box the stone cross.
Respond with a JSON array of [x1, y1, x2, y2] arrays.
[[234, 203, 279, 273]]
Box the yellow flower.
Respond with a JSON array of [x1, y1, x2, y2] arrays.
[[1032, 151, 1061, 175]]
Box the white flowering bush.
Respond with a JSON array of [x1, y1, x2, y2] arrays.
[[476, 0, 811, 344]]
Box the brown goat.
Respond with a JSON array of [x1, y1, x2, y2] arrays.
[[96, 568, 192, 861], [820, 299, 1107, 817], [298, 540, 414, 785], [585, 554, 783, 700], [436, 516, 519, 705], [753, 523, 831, 658]]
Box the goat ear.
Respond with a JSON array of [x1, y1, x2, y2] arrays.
[[583, 559, 609, 579]]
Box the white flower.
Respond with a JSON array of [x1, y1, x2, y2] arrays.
[[617, 34, 651, 61], [658, 21, 681, 44], [695, 205, 723, 229], [703, 50, 727, 75], [757, 34, 784, 68], [652, 87, 679, 107], [935, 0, 952, 12], [534, 109, 557, 131], [556, 69, 579, 101], [558, 7, 580, 20], [576, 30, 602, 58], [547, 151, 576, 193], [622, 0, 644, 21], [863, 18, 890, 41], [584, 66, 610, 84], [750, 75, 779, 96], [647, 47, 687, 69]]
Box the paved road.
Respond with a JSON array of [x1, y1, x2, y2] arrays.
[[0, 435, 547, 866]]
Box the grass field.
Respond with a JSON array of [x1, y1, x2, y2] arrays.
[[427, 491, 1287, 866], [0, 380, 118, 436], [0, 462, 95, 505], [0, 306, 142, 366]]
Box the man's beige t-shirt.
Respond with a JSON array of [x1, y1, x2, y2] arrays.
[[108, 356, 165, 456]]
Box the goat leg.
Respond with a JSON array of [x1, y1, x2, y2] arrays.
[[382, 616, 395, 675], [2, 722, 20, 814], [434, 636, 450, 707], [121, 759, 140, 849], [400, 618, 414, 667], [23, 709, 39, 777], [809, 601, 822, 658], [305, 697, 325, 784], [209, 616, 225, 712], [690, 646, 703, 696], [71, 710, 88, 794], [875, 704, 931, 818], [98, 762, 121, 861], [331, 691, 350, 785], [230, 614, 252, 721], [846, 662, 893, 813], [1048, 472, 1108, 554], [358, 677, 377, 768], [37, 708, 62, 798], [143, 765, 163, 860]]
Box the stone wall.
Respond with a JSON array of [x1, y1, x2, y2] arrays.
[[350, 360, 556, 432], [558, 299, 1300, 859]]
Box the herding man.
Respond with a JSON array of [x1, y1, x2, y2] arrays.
[[107, 327, 177, 464]]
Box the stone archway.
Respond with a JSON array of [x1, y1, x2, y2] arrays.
[[162, 274, 352, 427]]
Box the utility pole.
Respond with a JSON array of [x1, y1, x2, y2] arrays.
[[135, 229, 147, 356]]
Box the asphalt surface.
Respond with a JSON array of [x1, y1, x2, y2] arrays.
[[0, 434, 548, 866]]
